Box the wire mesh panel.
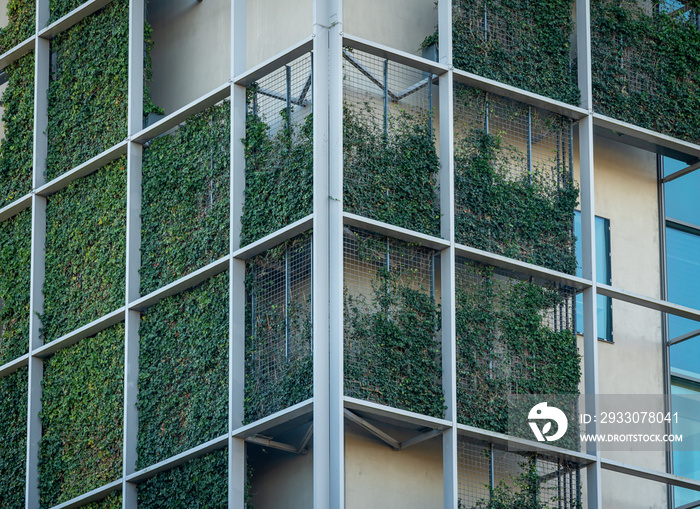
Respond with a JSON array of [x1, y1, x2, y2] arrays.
[[343, 48, 440, 236], [455, 256, 580, 441], [245, 234, 313, 424], [453, 84, 578, 274], [591, 0, 700, 143], [458, 435, 582, 508], [344, 227, 443, 417], [242, 53, 313, 246], [452, 0, 579, 104]]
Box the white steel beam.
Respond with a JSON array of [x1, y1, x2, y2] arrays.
[[0, 36, 35, 70], [38, 0, 114, 40], [453, 69, 588, 120], [0, 193, 32, 222], [230, 1, 246, 506]]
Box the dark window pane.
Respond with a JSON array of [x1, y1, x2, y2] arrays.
[[574, 211, 612, 341]]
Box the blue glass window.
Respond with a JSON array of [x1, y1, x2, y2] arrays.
[[672, 381, 700, 507], [574, 211, 612, 341]]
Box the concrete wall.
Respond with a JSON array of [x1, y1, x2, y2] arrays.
[[345, 424, 443, 509], [246, 0, 312, 69], [343, 0, 437, 56], [148, 0, 231, 115]]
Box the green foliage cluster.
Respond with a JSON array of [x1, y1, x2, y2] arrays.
[[344, 231, 444, 418], [0, 53, 34, 208], [0, 209, 31, 365], [451, 0, 579, 104], [455, 128, 578, 275], [0, 0, 35, 53], [137, 274, 228, 468], [39, 325, 124, 508], [344, 104, 441, 236], [241, 100, 313, 246], [141, 103, 230, 295], [245, 236, 312, 423], [42, 159, 126, 342], [50, 0, 88, 22], [137, 450, 228, 509], [0, 367, 27, 509], [591, 0, 700, 143], [46, 0, 161, 179], [456, 262, 580, 435], [81, 493, 122, 509], [468, 454, 581, 509]]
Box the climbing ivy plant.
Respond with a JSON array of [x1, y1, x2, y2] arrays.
[[245, 235, 313, 423], [46, 0, 129, 179], [50, 0, 89, 22], [137, 450, 228, 509], [0, 367, 27, 509], [0, 209, 31, 365], [450, 0, 579, 104], [39, 325, 124, 508], [42, 159, 126, 342], [137, 274, 228, 468], [46, 0, 160, 179], [591, 0, 700, 143], [456, 261, 580, 437], [468, 454, 581, 509], [344, 104, 441, 237], [454, 119, 578, 275], [241, 99, 313, 246], [141, 102, 230, 295], [0, 53, 34, 208], [0, 0, 35, 53], [344, 230, 444, 418]]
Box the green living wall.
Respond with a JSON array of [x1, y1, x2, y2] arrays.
[[0, 209, 31, 365], [241, 98, 313, 246], [451, 0, 579, 104], [0, 53, 34, 208], [137, 274, 228, 468], [591, 0, 700, 143], [456, 261, 580, 439], [42, 159, 126, 342], [343, 105, 441, 237], [141, 102, 230, 295], [344, 230, 443, 418], [0, 0, 35, 53], [245, 235, 312, 423], [39, 325, 124, 508], [0, 367, 27, 509], [137, 450, 228, 509], [46, 0, 129, 179]]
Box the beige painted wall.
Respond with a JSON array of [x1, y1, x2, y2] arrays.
[[345, 424, 443, 509], [246, 0, 312, 69], [575, 134, 667, 507], [148, 0, 231, 115], [344, 0, 437, 56]]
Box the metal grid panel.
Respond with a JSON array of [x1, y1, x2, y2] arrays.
[[453, 84, 577, 274], [343, 226, 443, 417], [458, 435, 581, 508], [342, 48, 440, 235], [247, 53, 313, 136], [455, 256, 579, 433], [245, 234, 313, 424]]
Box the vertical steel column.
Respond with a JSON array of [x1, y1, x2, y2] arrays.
[[577, 0, 601, 505], [383, 59, 388, 139], [123, 1, 145, 506], [313, 0, 344, 505], [25, 2, 50, 507], [230, 0, 247, 507], [438, 0, 457, 507]]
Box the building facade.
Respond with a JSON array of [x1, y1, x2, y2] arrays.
[[0, 0, 699, 508]]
